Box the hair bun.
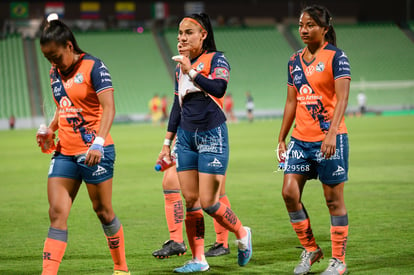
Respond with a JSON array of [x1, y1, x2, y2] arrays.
[[47, 13, 59, 22]]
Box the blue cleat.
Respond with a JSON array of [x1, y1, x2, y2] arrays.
[[237, 226, 252, 266], [173, 259, 210, 273]]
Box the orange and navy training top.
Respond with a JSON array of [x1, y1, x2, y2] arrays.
[[287, 42, 351, 142], [168, 51, 230, 132], [49, 53, 114, 156]]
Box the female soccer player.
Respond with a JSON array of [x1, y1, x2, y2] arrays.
[[157, 13, 252, 273], [277, 5, 351, 275], [37, 15, 129, 275]]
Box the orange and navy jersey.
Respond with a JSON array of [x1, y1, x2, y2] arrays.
[[168, 51, 229, 132], [287, 42, 351, 142], [49, 53, 114, 155]]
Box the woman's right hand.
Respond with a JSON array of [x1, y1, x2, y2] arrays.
[[158, 145, 172, 163], [276, 141, 287, 162]]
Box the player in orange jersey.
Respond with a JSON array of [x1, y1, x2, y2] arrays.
[[277, 5, 350, 275], [37, 14, 129, 275]]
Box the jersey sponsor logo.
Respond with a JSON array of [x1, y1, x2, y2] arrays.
[[316, 62, 325, 72], [216, 56, 229, 68], [58, 96, 83, 117], [208, 158, 223, 168], [59, 96, 72, 108], [92, 165, 107, 176], [294, 73, 303, 85], [299, 84, 312, 95], [74, 73, 84, 84], [53, 85, 62, 97], [332, 165, 345, 176], [339, 60, 350, 66]]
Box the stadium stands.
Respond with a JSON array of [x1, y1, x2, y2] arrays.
[[0, 22, 413, 128], [0, 35, 31, 119]]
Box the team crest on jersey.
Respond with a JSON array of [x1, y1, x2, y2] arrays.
[[196, 62, 204, 71], [316, 62, 325, 72], [74, 73, 84, 84]]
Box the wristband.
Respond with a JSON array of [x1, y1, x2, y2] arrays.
[[94, 136, 105, 146], [164, 138, 172, 146], [188, 69, 198, 80]]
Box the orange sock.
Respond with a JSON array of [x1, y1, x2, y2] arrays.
[[291, 218, 318, 251], [213, 195, 230, 247], [164, 191, 184, 243], [204, 202, 245, 239], [331, 225, 348, 263], [103, 218, 128, 272], [42, 238, 67, 275], [185, 208, 205, 260]]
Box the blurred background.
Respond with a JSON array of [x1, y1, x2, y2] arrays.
[[1, 0, 414, 129]]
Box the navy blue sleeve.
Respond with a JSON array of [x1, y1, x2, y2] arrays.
[[167, 94, 181, 133], [193, 75, 227, 98], [192, 52, 229, 98]]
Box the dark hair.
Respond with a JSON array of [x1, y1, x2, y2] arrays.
[[301, 5, 336, 46], [184, 13, 217, 52], [40, 19, 84, 53]]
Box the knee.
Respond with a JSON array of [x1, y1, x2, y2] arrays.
[[281, 188, 298, 206], [93, 204, 113, 224], [325, 199, 340, 212], [48, 205, 63, 223]]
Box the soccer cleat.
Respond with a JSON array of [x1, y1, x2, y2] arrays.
[[293, 246, 324, 275], [321, 258, 348, 275], [237, 226, 252, 266], [112, 271, 130, 275], [152, 240, 187, 259], [205, 242, 230, 257], [173, 258, 210, 273]]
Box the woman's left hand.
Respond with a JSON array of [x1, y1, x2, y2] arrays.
[[321, 132, 336, 159], [85, 145, 103, 166]]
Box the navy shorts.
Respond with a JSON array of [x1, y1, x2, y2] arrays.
[[48, 145, 115, 184], [284, 134, 349, 184], [175, 123, 229, 175]]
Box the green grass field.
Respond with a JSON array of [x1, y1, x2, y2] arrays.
[[1, 115, 413, 274]]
